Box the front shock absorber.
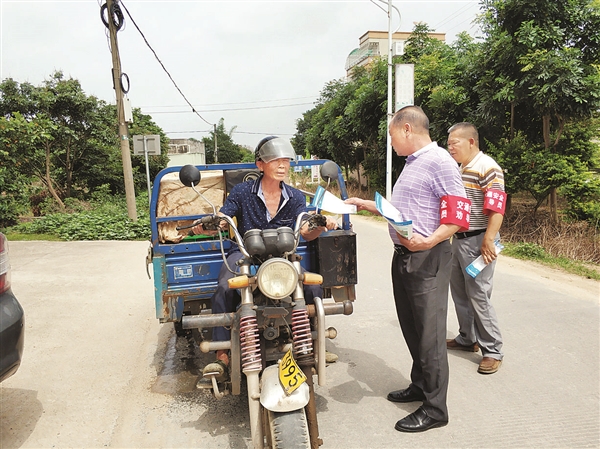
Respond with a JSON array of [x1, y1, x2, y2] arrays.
[[240, 314, 262, 372], [292, 307, 314, 365]]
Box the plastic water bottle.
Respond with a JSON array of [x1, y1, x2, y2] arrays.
[[465, 240, 504, 278]]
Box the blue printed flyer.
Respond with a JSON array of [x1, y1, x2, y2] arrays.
[[311, 186, 357, 214], [374, 192, 413, 239]]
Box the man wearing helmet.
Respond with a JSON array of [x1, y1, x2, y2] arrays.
[[192, 136, 338, 384]]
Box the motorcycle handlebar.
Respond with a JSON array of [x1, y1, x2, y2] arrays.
[[217, 211, 326, 258], [176, 215, 222, 231]]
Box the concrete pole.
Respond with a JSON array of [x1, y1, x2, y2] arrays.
[[214, 123, 218, 163], [107, 0, 137, 221], [386, 0, 394, 200]]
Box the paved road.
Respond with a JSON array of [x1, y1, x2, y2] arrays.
[[1, 215, 598, 448]]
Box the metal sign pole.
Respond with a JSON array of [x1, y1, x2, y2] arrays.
[[133, 134, 161, 206], [143, 135, 152, 205]]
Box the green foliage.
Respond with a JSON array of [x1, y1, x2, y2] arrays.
[[0, 169, 29, 227], [506, 242, 547, 259], [7, 190, 151, 241], [203, 118, 247, 163], [502, 242, 600, 279], [403, 24, 477, 140], [295, 60, 388, 192], [557, 117, 600, 167], [293, 23, 483, 191], [475, 0, 600, 145], [37, 195, 88, 216], [559, 171, 600, 226], [0, 71, 169, 214], [293, 3, 600, 217], [240, 148, 255, 163], [13, 211, 150, 241], [0, 130, 30, 226], [486, 130, 588, 211]]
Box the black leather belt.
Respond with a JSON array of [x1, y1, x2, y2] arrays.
[[394, 244, 413, 256], [455, 229, 486, 239]]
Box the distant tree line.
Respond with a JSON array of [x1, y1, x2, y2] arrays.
[[2, 0, 599, 230], [293, 0, 600, 226], [0, 71, 252, 228]]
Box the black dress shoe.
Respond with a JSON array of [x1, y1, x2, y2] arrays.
[[395, 407, 448, 433], [387, 387, 425, 403]]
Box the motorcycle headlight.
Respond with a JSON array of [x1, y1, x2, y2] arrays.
[[256, 258, 298, 300]]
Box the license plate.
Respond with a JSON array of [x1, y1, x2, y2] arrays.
[[278, 349, 307, 396]]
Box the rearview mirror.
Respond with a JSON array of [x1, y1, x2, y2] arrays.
[[179, 165, 201, 187], [320, 161, 340, 183]]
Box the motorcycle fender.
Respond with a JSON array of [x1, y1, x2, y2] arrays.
[[259, 365, 310, 412]]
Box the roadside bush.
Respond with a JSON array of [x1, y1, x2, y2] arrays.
[[559, 171, 600, 228], [507, 242, 547, 260], [11, 211, 150, 241], [9, 190, 151, 241]]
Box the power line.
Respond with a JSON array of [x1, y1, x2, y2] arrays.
[[166, 130, 295, 136], [444, 4, 482, 35], [432, 2, 477, 31], [144, 102, 315, 114], [139, 95, 318, 109], [119, 0, 213, 126]]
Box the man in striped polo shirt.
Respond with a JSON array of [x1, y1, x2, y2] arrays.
[[446, 122, 505, 375]]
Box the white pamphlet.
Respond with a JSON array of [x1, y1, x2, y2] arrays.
[[311, 186, 357, 214], [374, 192, 413, 239]]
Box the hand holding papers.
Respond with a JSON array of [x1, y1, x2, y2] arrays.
[[311, 186, 357, 214], [374, 192, 413, 239]]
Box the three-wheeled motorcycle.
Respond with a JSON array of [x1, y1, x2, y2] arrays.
[[147, 159, 357, 448]]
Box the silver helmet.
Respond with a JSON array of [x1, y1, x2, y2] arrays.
[[255, 136, 297, 163]]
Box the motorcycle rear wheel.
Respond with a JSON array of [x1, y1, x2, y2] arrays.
[[267, 408, 310, 449]]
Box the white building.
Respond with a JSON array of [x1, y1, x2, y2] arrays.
[[167, 139, 206, 167], [345, 30, 446, 77]]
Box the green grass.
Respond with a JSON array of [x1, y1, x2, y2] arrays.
[[501, 242, 600, 280], [4, 232, 63, 241]]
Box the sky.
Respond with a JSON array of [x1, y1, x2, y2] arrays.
[[0, 0, 483, 149]]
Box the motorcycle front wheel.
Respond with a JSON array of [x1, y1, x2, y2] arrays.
[[267, 408, 310, 449]]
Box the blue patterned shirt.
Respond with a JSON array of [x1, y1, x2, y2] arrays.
[[220, 175, 308, 237]]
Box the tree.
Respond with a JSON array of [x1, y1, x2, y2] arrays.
[[0, 73, 115, 205], [345, 61, 388, 188], [304, 78, 359, 173], [476, 0, 600, 219], [295, 62, 389, 191], [0, 113, 40, 225], [203, 118, 246, 163], [0, 72, 170, 216]]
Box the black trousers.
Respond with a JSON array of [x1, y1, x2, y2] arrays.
[[391, 240, 451, 421]]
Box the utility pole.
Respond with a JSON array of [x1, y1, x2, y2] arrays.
[[106, 0, 137, 221], [214, 123, 218, 163], [386, 0, 394, 200]]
